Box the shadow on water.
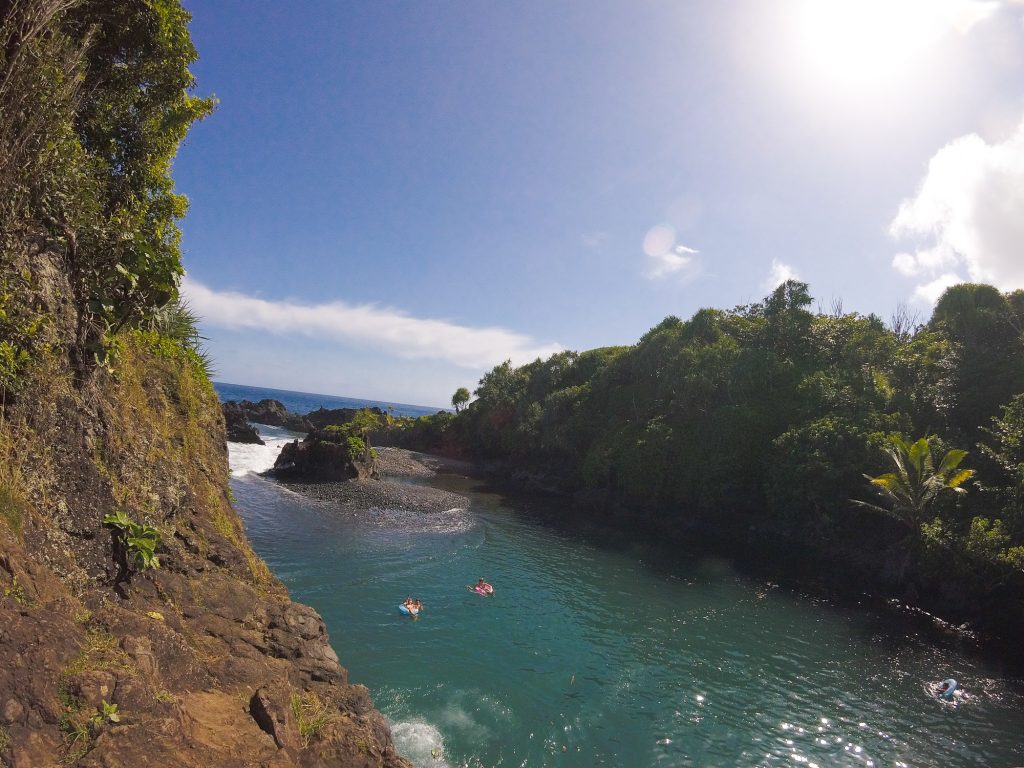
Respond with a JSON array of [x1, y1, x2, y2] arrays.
[[433, 470, 1024, 684]]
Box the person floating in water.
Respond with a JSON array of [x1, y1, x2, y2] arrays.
[[402, 596, 421, 616], [936, 678, 957, 699], [475, 577, 493, 595]]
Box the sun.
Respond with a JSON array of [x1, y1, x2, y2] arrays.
[[794, 0, 996, 87]]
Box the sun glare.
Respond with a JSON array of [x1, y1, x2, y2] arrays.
[[795, 0, 997, 87]]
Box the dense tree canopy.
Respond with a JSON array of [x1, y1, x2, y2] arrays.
[[390, 280, 1024, 633]]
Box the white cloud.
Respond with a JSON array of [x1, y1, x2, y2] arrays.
[[762, 259, 800, 291], [181, 277, 562, 369], [913, 272, 965, 305], [644, 245, 700, 281], [641, 223, 701, 281], [890, 117, 1024, 302]]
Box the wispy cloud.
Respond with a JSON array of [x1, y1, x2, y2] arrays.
[[889, 116, 1024, 303], [181, 277, 562, 369], [641, 224, 701, 281], [761, 259, 800, 292]]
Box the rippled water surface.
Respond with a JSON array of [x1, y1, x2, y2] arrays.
[[230, 429, 1024, 768]]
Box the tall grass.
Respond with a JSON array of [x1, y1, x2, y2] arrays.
[[143, 299, 215, 379]]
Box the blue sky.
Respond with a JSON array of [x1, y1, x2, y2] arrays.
[[175, 1, 1024, 407]]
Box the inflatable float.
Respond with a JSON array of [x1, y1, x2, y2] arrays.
[[398, 604, 419, 617], [938, 678, 957, 699], [472, 584, 494, 596]]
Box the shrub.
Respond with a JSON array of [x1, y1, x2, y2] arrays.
[[103, 510, 161, 572]]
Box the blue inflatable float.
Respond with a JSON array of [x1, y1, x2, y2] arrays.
[[938, 678, 957, 699]]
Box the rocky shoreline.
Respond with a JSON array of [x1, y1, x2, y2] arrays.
[[220, 395, 476, 516], [275, 449, 472, 515]]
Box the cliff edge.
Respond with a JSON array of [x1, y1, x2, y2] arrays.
[[0, 251, 411, 767]]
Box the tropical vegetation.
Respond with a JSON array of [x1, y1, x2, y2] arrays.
[[1, 0, 214, 378], [386, 280, 1024, 636]]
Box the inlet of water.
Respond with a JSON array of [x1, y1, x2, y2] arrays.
[[229, 429, 1024, 768]]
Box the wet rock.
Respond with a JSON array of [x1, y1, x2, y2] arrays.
[[221, 401, 264, 444]]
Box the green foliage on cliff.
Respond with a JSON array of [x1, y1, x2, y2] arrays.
[[398, 280, 1024, 630], [323, 409, 384, 461], [1, 0, 214, 368], [103, 509, 161, 571]]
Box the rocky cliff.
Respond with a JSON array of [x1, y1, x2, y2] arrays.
[[0, 251, 411, 767]]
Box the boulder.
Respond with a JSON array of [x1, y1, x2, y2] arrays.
[[221, 401, 264, 444], [271, 429, 377, 482]]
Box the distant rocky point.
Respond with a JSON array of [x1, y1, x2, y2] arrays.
[[305, 404, 385, 430], [220, 399, 389, 445], [225, 398, 313, 432]]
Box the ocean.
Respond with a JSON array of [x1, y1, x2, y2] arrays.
[[214, 381, 444, 419]]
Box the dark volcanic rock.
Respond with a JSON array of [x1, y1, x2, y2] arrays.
[[221, 401, 264, 444], [272, 428, 377, 481], [233, 398, 312, 432], [305, 405, 384, 430]]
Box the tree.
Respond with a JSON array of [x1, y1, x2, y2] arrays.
[[853, 435, 974, 532], [451, 387, 470, 413], [929, 283, 1024, 439], [1, 0, 215, 367]]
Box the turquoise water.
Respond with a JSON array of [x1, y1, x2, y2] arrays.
[[228, 429, 1024, 768]]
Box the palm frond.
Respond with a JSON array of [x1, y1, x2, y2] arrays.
[[946, 468, 975, 488], [936, 449, 967, 475]]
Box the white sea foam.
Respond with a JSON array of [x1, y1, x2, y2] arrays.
[[227, 424, 303, 476], [389, 719, 451, 767], [365, 507, 475, 535]]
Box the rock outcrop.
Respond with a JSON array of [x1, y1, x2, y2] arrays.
[[0, 250, 411, 767], [229, 399, 313, 432], [272, 429, 378, 482], [222, 401, 265, 444], [305, 406, 384, 431]]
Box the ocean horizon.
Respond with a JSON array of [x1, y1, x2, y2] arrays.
[[213, 381, 446, 420]]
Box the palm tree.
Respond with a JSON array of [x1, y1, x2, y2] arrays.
[[853, 435, 974, 532], [451, 387, 470, 413]]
